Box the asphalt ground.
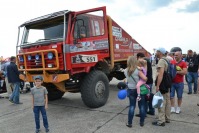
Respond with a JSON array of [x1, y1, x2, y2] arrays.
[[0, 72, 199, 133]]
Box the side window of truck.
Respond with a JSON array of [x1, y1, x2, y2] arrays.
[[74, 10, 104, 39]]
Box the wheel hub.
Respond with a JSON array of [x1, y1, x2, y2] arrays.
[[95, 81, 105, 98]]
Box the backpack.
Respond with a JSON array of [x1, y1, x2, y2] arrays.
[[155, 58, 173, 94], [155, 70, 172, 94], [159, 71, 172, 94], [162, 58, 182, 80]]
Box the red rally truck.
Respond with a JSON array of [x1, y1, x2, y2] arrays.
[[17, 6, 150, 108]]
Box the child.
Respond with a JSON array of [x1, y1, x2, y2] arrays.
[[31, 75, 49, 133], [136, 59, 148, 100]]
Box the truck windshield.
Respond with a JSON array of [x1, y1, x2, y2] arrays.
[[22, 16, 66, 45]]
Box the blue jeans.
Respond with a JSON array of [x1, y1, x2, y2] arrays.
[[170, 82, 184, 99], [187, 72, 198, 93], [33, 106, 49, 130], [127, 89, 146, 125], [146, 84, 155, 114], [9, 82, 20, 104]]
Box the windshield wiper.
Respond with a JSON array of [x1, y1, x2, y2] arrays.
[[23, 42, 30, 44], [35, 39, 51, 42]]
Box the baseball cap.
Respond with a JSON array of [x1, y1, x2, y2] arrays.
[[34, 75, 43, 81], [156, 47, 166, 54]]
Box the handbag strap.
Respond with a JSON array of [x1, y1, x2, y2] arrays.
[[130, 75, 136, 83]]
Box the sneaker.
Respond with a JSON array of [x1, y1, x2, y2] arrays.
[[45, 128, 49, 132], [15, 102, 23, 104], [171, 107, 175, 113], [194, 92, 197, 94], [135, 114, 147, 117], [152, 121, 165, 126], [9, 99, 14, 103], [35, 129, 40, 133], [187, 92, 192, 94], [126, 123, 132, 128], [140, 122, 144, 127], [147, 111, 155, 116], [176, 107, 181, 114], [166, 120, 170, 123], [135, 114, 141, 117]]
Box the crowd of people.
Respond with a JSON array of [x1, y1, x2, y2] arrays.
[[0, 47, 199, 132], [124, 47, 199, 128]]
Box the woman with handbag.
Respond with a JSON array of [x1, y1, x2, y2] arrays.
[[124, 56, 148, 128]]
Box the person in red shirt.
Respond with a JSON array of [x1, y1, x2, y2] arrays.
[[170, 51, 187, 114]]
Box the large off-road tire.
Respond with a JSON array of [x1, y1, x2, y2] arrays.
[[80, 70, 109, 108], [44, 83, 65, 101]]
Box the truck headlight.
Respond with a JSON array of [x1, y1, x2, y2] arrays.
[[19, 56, 24, 62], [47, 52, 53, 60], [35, 54, 40, 60], [28, 55, 31, 61]]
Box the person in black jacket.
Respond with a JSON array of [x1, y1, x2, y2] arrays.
[[136, 53, 155, 117], [7, 56, 22, 104], [185, 50, 199, 94]]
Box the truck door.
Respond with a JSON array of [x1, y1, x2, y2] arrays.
[[68, 6, 109, 71]]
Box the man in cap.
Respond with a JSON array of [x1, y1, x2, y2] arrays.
[[152, 47, 171, 126]]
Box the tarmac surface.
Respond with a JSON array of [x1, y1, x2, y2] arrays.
[[0, 67, 199, 133]]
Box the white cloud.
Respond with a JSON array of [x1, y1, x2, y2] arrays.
[[0, 0, 199, 58]]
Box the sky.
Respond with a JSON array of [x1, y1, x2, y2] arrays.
[[0, 0, 199, 58]]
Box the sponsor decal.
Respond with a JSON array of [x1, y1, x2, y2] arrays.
[[114, 54, 120, 58], [115, 44, 119, 49], [112, 26, 122, 37], [70, 40, 108, 52], [114, 37, 131, 46], [133, 43, 142, 50], [93, 40, 109, 49], [52, 75, 58, 82], [115, 37, 128, 42], [114, 49, 133, 53]]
